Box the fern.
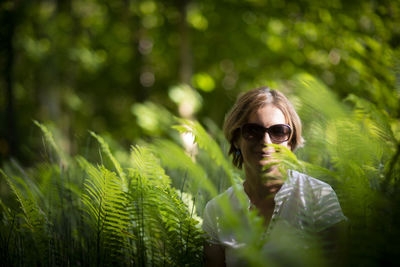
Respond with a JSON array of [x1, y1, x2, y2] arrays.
[[0, 170, 49, 265], [34, 120, 68, 166], [0, 73, 398, 266], [0, 123, 209, 266], [156, 186, 203, 266], [78, 157, 130, 265], [151, 139, 217, 197], [127, 145, 204, 266], [130, 145, 171, 187], [173, 118, 237, 184], [291, 73, 400, 266], [90, 131, 128, 191], [345, 94, 396, 143]]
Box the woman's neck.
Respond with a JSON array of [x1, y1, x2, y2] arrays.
[[243, 166, 284, 205]]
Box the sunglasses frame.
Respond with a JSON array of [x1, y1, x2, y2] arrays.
[[240, 123, 292, 143]]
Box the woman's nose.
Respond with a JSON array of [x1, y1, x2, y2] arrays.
[[263, 132, 273, 144]]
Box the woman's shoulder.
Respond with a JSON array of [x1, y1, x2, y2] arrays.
[[202, 185, 245, 243], [284, 170, 347, 231], [204, 186, 239, 211], [288, 169, 336, 196]]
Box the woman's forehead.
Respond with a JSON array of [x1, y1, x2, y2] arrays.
[[247, 104, 287, 125]]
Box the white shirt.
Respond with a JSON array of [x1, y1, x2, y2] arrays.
[[202, 170, 346, 266]]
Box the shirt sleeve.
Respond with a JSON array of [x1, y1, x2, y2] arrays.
[[202, 200, 221, 244], [314, 185, 347, 232]]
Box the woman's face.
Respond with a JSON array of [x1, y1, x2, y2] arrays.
[[237, 104, 290, 176]]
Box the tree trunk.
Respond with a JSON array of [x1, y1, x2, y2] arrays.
[[178, 0, 192, 85], [1, 3, 18, 161]]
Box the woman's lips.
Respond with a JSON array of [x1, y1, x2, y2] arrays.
[[259, 152, 273, 158]]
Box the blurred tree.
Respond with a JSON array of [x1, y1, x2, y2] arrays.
[[0, 0, 399, 165], [0, 1, 19, 161]]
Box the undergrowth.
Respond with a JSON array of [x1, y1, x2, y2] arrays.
[[0, 75, 399, 266]]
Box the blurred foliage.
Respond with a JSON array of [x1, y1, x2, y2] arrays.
[[1, 0, 400, 265], [0, 122, 205, 266], [0, 0, 399, 164], [1, 76, 399, 265]]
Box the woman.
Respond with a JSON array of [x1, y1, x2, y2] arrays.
[[203, 87, 346, 266]]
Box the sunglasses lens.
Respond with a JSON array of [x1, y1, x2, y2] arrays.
[[241, 124, 291, 143], [241, 124, 265, 140], [269, 125, 291, 142]]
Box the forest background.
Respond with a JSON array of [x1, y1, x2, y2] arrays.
[[0, 0, 400, 266]]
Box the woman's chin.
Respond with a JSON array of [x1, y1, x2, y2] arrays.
[[259, 159, 279, 171]]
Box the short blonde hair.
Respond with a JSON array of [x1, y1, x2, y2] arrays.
[[223, 87, 303, 168]]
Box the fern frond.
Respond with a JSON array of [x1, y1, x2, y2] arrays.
[[77, 157, 130, 264], [127, 170, 163, 266], [127, 168, 203, 266], [90, 131, 127, 191], [126, 144, 206, 266], [156, 187, 204, 266], [0, 169, 49, 264], [34, 120, 68, 166], [130, 145, 171, 187], [151, 139, 217, 197], [173, 118, 235, 183], [172, 119, 250, 217], [345, 94, 396, 143], [0, 170, 47, 231], [292, 73, 349, 122]]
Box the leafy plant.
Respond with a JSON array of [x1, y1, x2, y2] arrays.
[[0, 123, 206, 266], [1, 73, 399, 266]]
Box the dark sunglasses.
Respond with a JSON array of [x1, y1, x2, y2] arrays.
[[240, 123, 291, 143]]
